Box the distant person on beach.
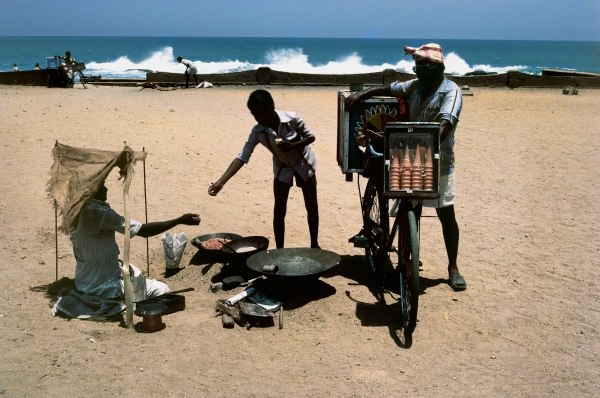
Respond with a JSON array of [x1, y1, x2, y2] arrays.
[[177, 56, 198, 88], [64, 50, 76, 67], [345, 43, 466, 291], [52, 181, 200, 318], [34, 63, 41, 70], [208, 89, 320, 249], [57, 50, 77, 88], [13, 64, 18, 71]]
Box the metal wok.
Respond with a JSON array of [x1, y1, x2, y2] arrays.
[[246, 248, 341, 277], [191, 233, 242, 250]]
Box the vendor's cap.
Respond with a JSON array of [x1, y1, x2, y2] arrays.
[[404, 43, 444, 64]]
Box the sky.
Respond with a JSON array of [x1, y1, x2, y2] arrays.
[[1, 0, 598, 41]]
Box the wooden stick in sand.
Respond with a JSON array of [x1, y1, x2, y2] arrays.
[[121, 145, 135, 329]]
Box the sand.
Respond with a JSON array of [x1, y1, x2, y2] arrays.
[[1, 84, 599, 397]]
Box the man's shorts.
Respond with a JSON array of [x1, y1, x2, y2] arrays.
[[275, 173, 317, 188], [422, 172, 455, 208]]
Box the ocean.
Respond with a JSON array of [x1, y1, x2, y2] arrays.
[[1, 36, 599, 79]]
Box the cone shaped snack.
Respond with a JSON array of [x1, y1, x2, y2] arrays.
[[389, 149, 401, 190], [423, 145, 434, 191], [400, 146, 412, 190], [411, 144, 423, 190]]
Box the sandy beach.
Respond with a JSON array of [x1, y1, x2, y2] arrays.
[[1, 84, 599, 397]]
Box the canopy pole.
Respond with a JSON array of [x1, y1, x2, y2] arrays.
[[143, 146, 149, 276], [55, 201, 58, 281], [121, 147, 135, 329]]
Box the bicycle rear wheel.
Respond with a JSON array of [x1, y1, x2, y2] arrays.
[[398, 208, 419, 339], [362, 177, 389, 278]]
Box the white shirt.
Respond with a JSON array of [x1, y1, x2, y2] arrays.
[[181, 59, 198, 74], [390, 78, 462, 174], [237, 110, 317, 184]]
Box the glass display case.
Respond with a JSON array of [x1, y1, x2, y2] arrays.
[[384, 122, 440, 199]]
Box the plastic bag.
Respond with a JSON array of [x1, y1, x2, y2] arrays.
[[161, 232, 188, 269]]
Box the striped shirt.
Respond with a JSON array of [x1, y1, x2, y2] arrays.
[[237, 110, 317, 184], [390, 78, 462, 174]]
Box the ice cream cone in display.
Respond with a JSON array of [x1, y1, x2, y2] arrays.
[[423, 145, 434, 191], [411, 144, 423, 191], [389, 149, 401, 190], [400, 146, 412, 190]]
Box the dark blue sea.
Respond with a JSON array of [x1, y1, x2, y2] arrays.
[[1, 36, 599, 78]]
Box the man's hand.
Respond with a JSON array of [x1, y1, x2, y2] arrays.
[[208, 182, 223, 196], [439, 119, 452, 142], [344, 92, 363, 111], [179, 214, 201, 225]]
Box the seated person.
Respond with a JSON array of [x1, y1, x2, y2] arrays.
[[52, 181, 200, 318]]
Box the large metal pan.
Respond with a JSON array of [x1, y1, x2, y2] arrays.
[[246, 248, 341, 277], [191, 233, 242, 250], [221, 236, 269, 263]]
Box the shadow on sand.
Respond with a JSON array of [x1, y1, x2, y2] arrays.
[[322, 254, 447, 348]]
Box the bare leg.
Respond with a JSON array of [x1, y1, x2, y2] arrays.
[[273, 180, 291, 248], [435, 205, 461, 278], [300, 177, 319, 248]]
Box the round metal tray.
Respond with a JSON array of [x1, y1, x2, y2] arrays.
[[246, 248, 340, 277]]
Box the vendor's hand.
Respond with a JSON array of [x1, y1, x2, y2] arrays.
[[179, 213, 201, 225], [208, 182, 223, 196], [344, 92, 363, 111]]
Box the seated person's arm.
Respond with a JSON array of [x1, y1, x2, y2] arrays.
[[137, 213, 200, 238]]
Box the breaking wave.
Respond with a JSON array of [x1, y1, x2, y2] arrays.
[[84, 46, 527, 79]]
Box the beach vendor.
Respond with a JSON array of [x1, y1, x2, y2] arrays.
[[208, 89, 320, 249], [58, 52, 75, 88], [177, 56, 198, 88], [52, 181, 200, 318], [345, 43, 466, 291]]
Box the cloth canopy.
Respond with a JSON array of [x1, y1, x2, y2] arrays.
[[47, 142, 146, 234]]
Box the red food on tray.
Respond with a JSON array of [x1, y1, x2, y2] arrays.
[[200, 237, 231, 250]]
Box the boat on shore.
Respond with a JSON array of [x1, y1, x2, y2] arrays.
[[541, 68, 600, 78], [0, 68, 63, 86], [0, 55, 85, 87]]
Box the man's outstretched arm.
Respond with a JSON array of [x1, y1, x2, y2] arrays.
[[137, 213, 200, 238]]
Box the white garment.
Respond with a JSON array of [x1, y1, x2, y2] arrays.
[[181, 59, 198, 74], [422, 173, 455, 208], [124, 264, 170, 298]]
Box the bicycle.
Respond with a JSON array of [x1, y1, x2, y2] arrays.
[[72, 62, 88, 88], [350, 113, 440, 344]]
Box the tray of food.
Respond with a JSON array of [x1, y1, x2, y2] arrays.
[[191, 233, 243, 251]]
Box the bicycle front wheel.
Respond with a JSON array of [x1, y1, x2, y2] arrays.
[[399, 208, 419, 338]]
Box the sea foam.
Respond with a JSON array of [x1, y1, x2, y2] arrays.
[[83, 46, 526, 79]]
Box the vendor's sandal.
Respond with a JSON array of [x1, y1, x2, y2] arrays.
[[449, 274, 467, 291]]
